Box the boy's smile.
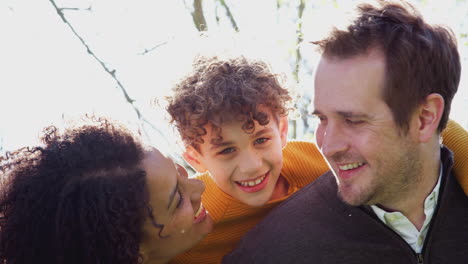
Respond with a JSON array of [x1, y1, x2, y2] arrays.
[[185, 110, 289, 207], [235, 171, 270, 192]]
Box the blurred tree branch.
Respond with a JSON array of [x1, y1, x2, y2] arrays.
[[48, 0, 167, 142], [138, 40, 168, 55], [289, 0, 306, 139], [218, 0, 239, 31], [60, 6, 92, 12], [293, 0, 305, 83], [192, 0, 208, 31]]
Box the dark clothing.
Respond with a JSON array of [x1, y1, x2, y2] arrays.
[[223, 147, 468, 264]]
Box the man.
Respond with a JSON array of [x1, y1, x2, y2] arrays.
[[223, 1, 468, 263]]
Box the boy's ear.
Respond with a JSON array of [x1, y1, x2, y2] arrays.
[[183, 146, 207, 173], [414, 93, 444, 143], [279, 116, 289, 148]]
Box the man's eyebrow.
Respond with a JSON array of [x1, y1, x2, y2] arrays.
[[168, 181, 179, 209], [311, 109, 370, 119], [311, 109, 322, 116], [336, 111, 370, 119]]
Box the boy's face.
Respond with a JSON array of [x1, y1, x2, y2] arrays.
[[185, 110, 288, 207]]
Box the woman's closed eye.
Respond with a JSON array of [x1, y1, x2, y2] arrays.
[[176, 189, 184, 208]]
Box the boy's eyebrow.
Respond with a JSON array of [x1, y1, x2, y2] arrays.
[[252, 127, 273, 138], [209, 141, 234, 151], [168, 181, 179, 209]]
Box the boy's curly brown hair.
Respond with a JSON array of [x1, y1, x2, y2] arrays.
[[166, 55, 292, 151], [0, 118, 149, 264]]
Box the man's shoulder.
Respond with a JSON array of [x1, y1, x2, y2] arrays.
[[245, 170, 337, 228], [278, 170, 337, 210], [223, 172, 345, 263]]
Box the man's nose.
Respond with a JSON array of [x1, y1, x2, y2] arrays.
[[320, 124, 349, 158]]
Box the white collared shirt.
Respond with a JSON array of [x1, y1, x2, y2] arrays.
[[371, 165, 442, 253]]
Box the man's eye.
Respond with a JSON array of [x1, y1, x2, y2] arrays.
[[346, 119, 363, 125], [255, 137, 269, 144], [217, 147, 235, 155]]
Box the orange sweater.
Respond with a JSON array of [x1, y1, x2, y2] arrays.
[[170, 141, 329, 263], [441, 120, 468, 195], [170, 120, 468, 264]]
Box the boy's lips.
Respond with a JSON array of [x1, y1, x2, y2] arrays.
[[235, 171, 270, 193]]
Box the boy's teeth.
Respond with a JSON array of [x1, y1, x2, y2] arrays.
[[238, 175, 266, 187], [339, 162, 364, 171]]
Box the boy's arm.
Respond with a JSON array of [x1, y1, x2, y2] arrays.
[[441, 120, 468, 195]]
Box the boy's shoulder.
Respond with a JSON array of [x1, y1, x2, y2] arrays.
[[282, 140, 326, 165], [194, 172, 234, 222], [281, 140, 330, 187]]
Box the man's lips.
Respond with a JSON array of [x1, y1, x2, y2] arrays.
[[335, 162, 366, 180], [235, 172, 270, 193]]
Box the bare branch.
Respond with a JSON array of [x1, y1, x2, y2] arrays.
[[48, 0, 167, 141], [60, 6, 92, 12], [138, 40, 168, 55], [290, 0, 306, 139], [293, 0, 305, 83], [218, 0, 239, 32], [192, 0, 208, 31]]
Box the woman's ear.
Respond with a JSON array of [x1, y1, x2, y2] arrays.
[[183, 146, 207, 173]]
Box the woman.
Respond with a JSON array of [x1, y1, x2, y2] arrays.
[[0, 117, 213, 264]]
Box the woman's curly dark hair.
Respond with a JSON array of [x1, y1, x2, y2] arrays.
[[0, 118, 149, 264], [166, 55, 292, 151]]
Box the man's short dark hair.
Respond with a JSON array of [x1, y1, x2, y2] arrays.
[[313, 0, 460, 132]]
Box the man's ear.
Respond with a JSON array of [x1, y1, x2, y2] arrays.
[[183, 146, 207, 173], [279, 115, 289, 148], [414, 93, 444, 143]]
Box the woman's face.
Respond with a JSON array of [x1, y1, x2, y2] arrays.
[[139, 148, 213, 262]]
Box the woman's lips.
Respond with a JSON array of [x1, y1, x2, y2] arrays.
[[193, 204, 207, 224]]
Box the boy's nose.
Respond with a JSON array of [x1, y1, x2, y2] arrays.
[[238, 150, 262, 175]]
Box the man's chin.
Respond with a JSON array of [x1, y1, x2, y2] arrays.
[[337, 188, 371, 206]]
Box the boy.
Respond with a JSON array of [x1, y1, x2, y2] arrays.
[[166, 55, 468, 263]]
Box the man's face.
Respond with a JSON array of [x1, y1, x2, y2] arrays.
[[313, 49, 422, 206], [192, 110, 288, 207]]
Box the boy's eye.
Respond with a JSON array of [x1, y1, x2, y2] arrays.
[[255, 137, 269, 144], [217, 147, 235, 155]]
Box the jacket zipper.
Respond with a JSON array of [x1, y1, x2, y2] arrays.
[[416, 253, 423, 263]]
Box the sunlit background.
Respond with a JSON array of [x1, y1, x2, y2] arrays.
[[1, 0, 467, 161]]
